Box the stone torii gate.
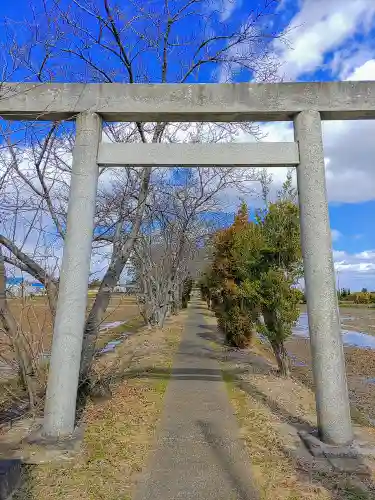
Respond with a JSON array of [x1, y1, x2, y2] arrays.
[[2, 81, 375, 446]]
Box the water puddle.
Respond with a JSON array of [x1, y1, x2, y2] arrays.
[[293, 313, 375, 350], [107, 340, 122, 347], [98, 331, 134, 355], [287, 352, 307, 367], [97, 320, 134, 354], [100, 344, 116, 354], [99, 320, 127, 331], [365, 378, 375, 385]]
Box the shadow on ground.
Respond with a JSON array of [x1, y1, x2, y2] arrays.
[[196, 420, 260, 500], [101, 365, 248, 384], [224, 365, 375, 499], [197, 324, 224, 346], [0, 459, 26, 500], [193, 304, 210, 311], [195, 308, 375, 498], [232, 375, 315, 433]]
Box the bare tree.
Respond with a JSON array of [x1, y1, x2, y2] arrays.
[[133, 166, 257, 327], [0, 121, 68, 317], [0, 246, 40, 412], [1, 0, 287, 383]]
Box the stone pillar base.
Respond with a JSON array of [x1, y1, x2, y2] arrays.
[[0, 418, 83, 464], [298, 430, 375, 474]]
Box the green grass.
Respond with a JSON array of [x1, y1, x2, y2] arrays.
[[153, 374, 171, 394]]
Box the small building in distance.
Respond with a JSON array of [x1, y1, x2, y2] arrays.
[[6, 277, 46, 298], [113, 283, 138, 295]]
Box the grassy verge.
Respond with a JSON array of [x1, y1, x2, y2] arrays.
[[224, 372, 375, 500], [200, 310, 375, 499], [0, 317, 144, 424], [252, 333, 375, 429], [14, 315, 183, 500], [223, 371, 331, 500], [339, 303, 375, 309]]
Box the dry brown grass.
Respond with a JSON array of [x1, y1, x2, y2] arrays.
[[1, 295, 139, 362], [284, 335, 375, 426], [202, 310, 375, 500], [224, 371, 375, 500], [224, 374, 331, 500], [0, 295, 139, 381], [0, 295, 142, 426], [13, 313, 183, 500], [202, 313, 329, 499]]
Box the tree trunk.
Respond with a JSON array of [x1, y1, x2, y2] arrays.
[[156, 304, 168, 328], [271, 341, 290, 377], [80, 252, 126, 382], [45, 281, 58, 319], [79, 167, 152, 383], [248, 308, 259, 343], [172, 281, 180, 315], [261, 307, 290, 377], [0, 234, 58, 322], [0, 247, 38, 411]]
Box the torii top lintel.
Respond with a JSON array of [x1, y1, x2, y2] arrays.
[[1, 81, 375, 122]]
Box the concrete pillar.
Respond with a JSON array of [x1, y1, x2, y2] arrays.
[[43, 112, 102, 437], [294, 110, 353, 445]]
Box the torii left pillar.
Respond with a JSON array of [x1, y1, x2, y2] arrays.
[[43, 112, 101, 437]]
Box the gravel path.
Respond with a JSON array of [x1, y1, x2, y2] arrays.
[[133, 299, 258, 500]]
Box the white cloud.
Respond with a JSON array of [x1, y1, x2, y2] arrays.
[[208, 0, 242, 22], [347, 59, 375, 80], [331, 229, 341, 242], [275, 0, 375, 80], [334, 249, 375, 274], [333, 250, 347, 260], [322, 117, 375, 203], [236, 56, 375, 204], [330, 48, 374, 81], [333, 249, 375, 290], [220, 0, 242, 21], [356, 250, 375, 260], [207, 53, 375, 206]]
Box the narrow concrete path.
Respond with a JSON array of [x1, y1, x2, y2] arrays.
[[134, 299, 258, 500]]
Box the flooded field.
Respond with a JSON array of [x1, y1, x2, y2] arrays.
[[0, 295, 139, 379], [286, 305, 375, 426], [339, 305, 375, 336], [294, 310, 375, 348]]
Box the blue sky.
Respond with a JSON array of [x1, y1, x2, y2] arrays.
[[210, 0, 375, 290], [228, 0, 375, 291], [0, 0, 375, 290]]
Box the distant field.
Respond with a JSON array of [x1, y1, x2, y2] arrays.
[[0, 294, 139, 376], [300, 303, 375, 335], [287, 304, 375, 426]]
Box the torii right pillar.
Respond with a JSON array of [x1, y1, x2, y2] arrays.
[[294, 109, 353, 445]]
